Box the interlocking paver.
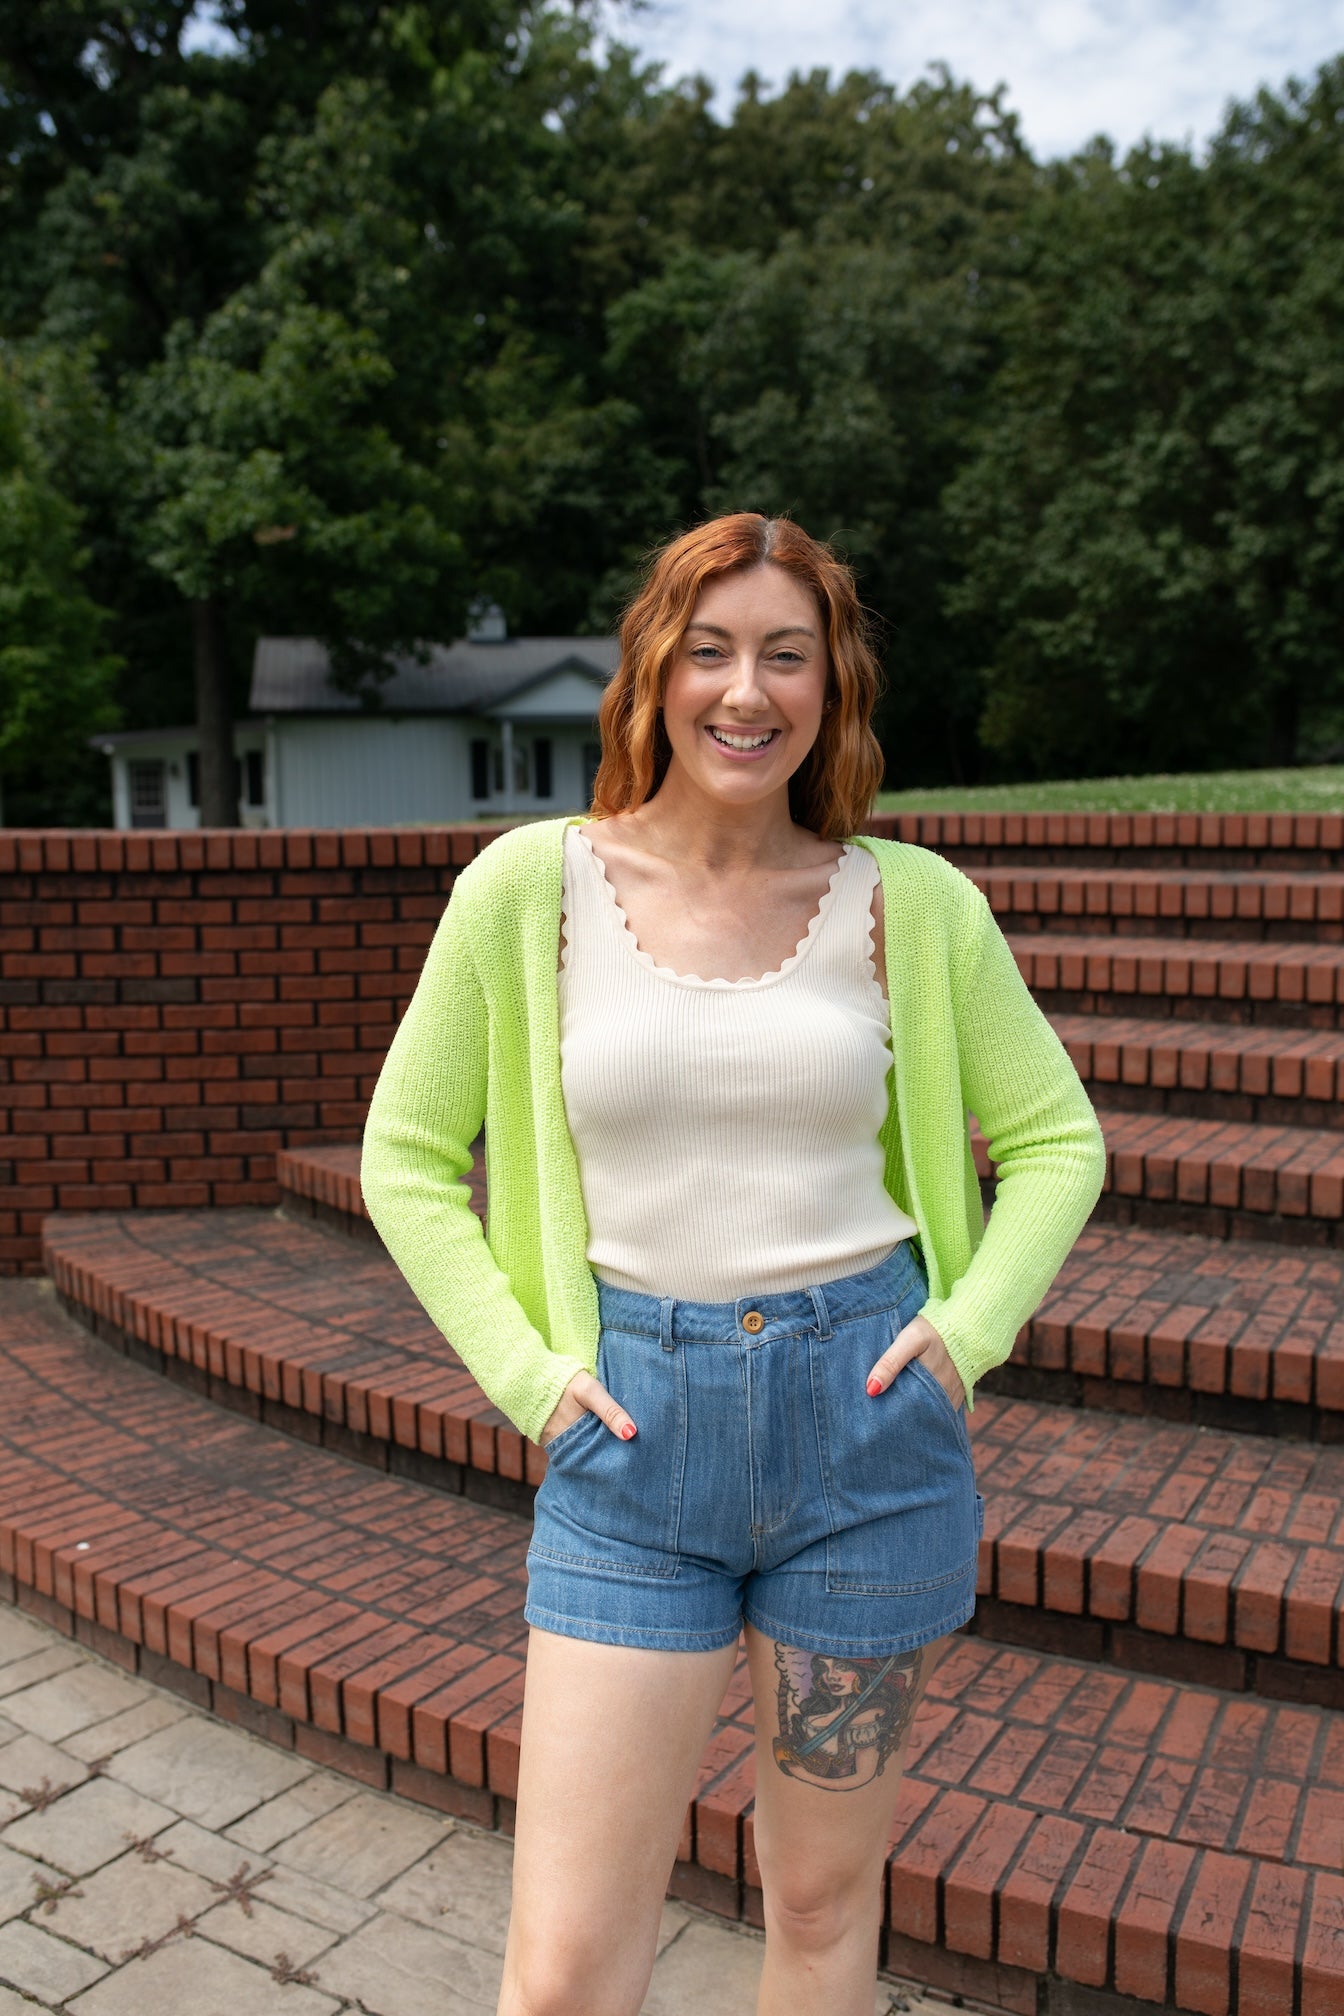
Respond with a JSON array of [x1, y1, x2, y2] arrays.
[[3, 1775, 177, 1877], [0, 1914, 108, 2000], [105, 1711, 309, 1829], [273, 1791, 449, 1898]]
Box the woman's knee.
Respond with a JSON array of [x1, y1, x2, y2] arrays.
[[761, 1861, 884, 1954], [499, 1934, 649, 2016]]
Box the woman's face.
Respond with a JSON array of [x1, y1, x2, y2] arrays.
[[818, 1662, 863, 1697], [659, 564, 830, 814]]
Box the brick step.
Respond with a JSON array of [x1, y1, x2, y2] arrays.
[[281, 1140, 395, 1237], [989, 1220, 1344, 1440], [42, 1207, 538, 1512], [877, 807, 1344, 871], [969, 1386, 1344, 1712], [1008, 932, 1344, 1027], [972, 1108, 1344, 1244], [4, 1276, 1344, 2016], [44, 1207, 1344, 1710], [975, 867, 1344, 942], [1051, 1014, 1344, 1129]]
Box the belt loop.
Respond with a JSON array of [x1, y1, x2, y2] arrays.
[[807, 1282, 833, 1341], [660, 1296, 675, 1353]]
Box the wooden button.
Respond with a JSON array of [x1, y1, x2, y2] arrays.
[[742, 1310, 765, 1333]]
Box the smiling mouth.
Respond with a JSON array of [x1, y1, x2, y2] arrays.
[[706, 726, 779, 751]]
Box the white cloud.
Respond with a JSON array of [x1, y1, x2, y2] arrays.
[[608, 0, 1344, 158]]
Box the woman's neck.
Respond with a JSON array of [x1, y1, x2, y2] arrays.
[[612, 768, 813, 873]]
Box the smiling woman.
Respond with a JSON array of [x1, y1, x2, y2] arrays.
[[360, 511, 1106, 2016]]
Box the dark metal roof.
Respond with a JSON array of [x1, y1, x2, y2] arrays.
[[250, 636, 620, 715]]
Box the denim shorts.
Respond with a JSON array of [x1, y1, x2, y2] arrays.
[[525, 1241, 985, 1656]]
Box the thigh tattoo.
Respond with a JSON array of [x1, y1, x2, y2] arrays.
[[771, 1642, 923, 1791]]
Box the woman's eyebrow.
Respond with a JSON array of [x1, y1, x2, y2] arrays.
[[686, 623, 817, 641]]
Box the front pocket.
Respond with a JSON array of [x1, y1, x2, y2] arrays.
[[816, 1318, 979, 1597], [529, 1328, 687, 1581], [541, 1408, 604, 1459]]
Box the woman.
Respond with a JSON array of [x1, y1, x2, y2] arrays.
[[362, 513, 1105, 2016]]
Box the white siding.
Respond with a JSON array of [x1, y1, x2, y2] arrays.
[[271, 717, 471, 826]]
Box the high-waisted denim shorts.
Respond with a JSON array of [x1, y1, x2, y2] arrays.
[[525, 1241, 985, 1656]]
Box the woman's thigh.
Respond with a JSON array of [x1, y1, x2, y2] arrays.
[[503, 1626, 738, 2013], [745, 1623, 952, 1913]]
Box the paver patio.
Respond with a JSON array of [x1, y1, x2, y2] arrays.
[[0, 1604, 978, 2015]]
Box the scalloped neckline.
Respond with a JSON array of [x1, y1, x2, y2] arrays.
[[572, 825, 852, 989]]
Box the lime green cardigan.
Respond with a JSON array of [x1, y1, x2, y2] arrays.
[[361, 816, 1106, 1443]]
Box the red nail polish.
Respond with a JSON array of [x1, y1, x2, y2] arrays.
[[620, 1422, 637, 1439], [866, 1377, 883, 1397]]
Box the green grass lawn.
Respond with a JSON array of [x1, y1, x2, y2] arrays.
[[875, 766, 1344, 815]]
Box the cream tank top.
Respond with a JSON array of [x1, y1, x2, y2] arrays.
[[558, 824, 918, 1301]]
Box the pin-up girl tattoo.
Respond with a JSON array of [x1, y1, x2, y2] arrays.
[[771, 1643, 923, 1790]]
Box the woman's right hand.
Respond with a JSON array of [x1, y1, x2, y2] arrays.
[[539, 1370, 638, 1448]]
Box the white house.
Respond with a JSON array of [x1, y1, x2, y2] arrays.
[[94, 618, 619, 828]]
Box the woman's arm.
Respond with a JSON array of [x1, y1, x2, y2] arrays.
[[917, 891, 1107, 1404], [361, 879, 586, 1441]]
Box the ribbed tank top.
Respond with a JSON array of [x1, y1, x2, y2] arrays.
[[558, 824, 918, 1300]]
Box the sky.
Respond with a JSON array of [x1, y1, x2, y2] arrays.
[[603, 0, 1344, 160]]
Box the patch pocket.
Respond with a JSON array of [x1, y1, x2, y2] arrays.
[[818, 1318, 979, 1598], [530, 1328, 687, 1581]]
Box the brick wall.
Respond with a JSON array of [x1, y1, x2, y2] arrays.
[[0, 828, 502, 1272], [4, 809, 1341, 1272]]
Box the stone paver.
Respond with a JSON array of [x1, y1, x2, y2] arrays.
[[272, 1791, 448, 1898], [3, 1776, 177, 1877], [106, 1714, 309, 1828], [2, 1665, 147, 1746], [63, 1694, 187, 1763], [65, 1935, 341, 2015], [0, 1916, 108, 2001], [40, 1848, 219, 1962], [0, 1600, 977, 2015]]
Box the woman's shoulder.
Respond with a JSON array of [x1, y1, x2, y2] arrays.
[[452, 816, 574, 902], [850, 834, 984, 907]]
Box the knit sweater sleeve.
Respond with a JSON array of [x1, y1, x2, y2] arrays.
[[917, 887, 1107, 1403], [360, 874, 586, 1442]]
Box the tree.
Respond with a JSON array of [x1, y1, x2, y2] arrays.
[[0, 357, 119, 823], [944, 61, 1344, 778], [0, 2, 583, 821]]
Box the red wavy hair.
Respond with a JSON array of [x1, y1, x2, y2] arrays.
[[591, 514, 885, 841]]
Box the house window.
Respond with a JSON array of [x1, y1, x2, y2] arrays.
[[582, 741, 601, 806], [470, 739, 490, 799], [187, 752, 199, 808], [245, 749, 265, 808], [533, 738, 553, 799], [128, 760, 166, 828], [492, 745, 504, 793]]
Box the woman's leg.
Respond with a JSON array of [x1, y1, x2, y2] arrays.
[[498, 1625, 738, 2016], [745, 1624, 953, 2016]]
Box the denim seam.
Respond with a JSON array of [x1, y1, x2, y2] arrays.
[[527, 1540, 680, 1582]]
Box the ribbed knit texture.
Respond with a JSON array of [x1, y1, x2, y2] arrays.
[[361, 815, 1107, 1442], [559, 827, 917, 1298]]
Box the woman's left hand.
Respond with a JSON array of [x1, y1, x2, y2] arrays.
[[866, 1314, 966, 1411]]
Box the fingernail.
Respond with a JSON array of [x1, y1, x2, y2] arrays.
[[620, 1422, 637, 1439], [866, 1377, 883, 1397]]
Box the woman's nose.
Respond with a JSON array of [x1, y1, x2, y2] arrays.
[[721, 656, 768, 709]]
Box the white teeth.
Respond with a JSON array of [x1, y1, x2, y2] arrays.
[[709, 727, 775, 750]]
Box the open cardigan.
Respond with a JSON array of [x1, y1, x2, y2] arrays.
[[361, 816, 1107, 1444]]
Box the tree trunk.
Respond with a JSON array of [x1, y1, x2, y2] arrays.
[[192, 595, 238, 826]]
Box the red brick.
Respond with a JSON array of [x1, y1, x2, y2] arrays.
[[1174, 1851, 1253, 2016]]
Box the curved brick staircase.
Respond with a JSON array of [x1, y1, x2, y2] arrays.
[[5, 812, 1344, 2015]]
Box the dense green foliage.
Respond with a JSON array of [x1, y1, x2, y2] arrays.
[[0, 7, 1341, 820]]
